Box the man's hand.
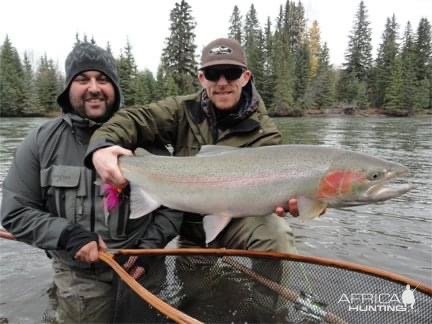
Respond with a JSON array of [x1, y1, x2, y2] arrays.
[[114, 255, 146, 280], [74, 236, 107, 263], [275, 198, 299, 217], [92, 145, 133, 188], [122, 256, 146, 280], [275, 198, 326, 218], [0, 228, 16, 240]]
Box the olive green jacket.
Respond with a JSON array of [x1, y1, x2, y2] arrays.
[[85, 84, 282, 246], [86, 86, 281, 159]]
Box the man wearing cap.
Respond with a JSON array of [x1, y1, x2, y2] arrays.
[[85, 37, 299, 320], [86, 37, 297, 253], [1, 42, 182, 322]]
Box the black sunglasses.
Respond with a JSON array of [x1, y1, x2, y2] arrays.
[[203, 67, 244, 82]]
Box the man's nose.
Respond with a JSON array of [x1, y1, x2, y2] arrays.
[[216, 75, 229, 85], [88, 78, 100, 93]]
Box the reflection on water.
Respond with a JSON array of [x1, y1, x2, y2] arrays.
[[0, 116, 431, 322]]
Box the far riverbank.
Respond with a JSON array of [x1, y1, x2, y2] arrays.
[[270, 107, 432, 118], [2, 107, 431, 119]]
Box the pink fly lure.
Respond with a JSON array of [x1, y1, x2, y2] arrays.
[[104, 183, 123, 211]]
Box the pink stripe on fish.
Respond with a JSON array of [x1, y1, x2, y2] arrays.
[[146, 172, 284, 187]]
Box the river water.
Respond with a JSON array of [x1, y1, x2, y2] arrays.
[[0, 116, 431, 322]]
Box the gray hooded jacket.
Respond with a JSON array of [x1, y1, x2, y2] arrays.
[[1, 43, 182, 270], [1, 113, 182, 270]]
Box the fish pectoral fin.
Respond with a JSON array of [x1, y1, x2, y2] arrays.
[[203, 215, 232, 244], [129, 183, 160, 219], [297, 197, 327, 220]]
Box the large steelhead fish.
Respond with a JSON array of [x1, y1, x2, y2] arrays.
[[120, 145, 413, 243]]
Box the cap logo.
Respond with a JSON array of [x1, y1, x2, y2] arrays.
[[209, 46, 232, 55]]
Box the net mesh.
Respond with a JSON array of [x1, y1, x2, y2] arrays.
[[112, 252, 431, 324]]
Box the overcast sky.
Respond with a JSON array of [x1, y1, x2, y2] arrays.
[[1, 0, 430, 74]]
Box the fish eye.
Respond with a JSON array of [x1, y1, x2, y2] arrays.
[[368, 171, 384, 181]]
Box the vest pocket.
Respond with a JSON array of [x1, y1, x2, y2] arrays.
[[40, 166, 130, 239], [41, 165, 83, 222]]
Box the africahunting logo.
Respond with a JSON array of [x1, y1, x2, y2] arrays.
[[338, 284, 416, 312]]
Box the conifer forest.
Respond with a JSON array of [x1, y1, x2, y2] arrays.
[[0, 1, 430, 117]]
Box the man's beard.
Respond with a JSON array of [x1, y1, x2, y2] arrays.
[[73, 93, 114, 122]]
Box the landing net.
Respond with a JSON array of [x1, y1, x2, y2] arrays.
[[112, 249, 431, 323]]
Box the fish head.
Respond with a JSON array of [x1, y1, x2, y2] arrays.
[[317, 152, 414, 207]]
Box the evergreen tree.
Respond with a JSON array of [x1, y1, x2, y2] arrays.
[[400, 21, 417, 113], [294, 39, 310, 105], [134, 69, 156, 105], [337, 71, 365, 108], [154, 64, 166, 100], [228, 5, 243, 44], [337, 0, 372, 108], [308, 20, 321, 79], [164, 72, 181, 97], [261, 17, 275, 106], [161, 0, 197, 94], [283, 1, 306, 52], [243, 4, 265, 96], [384, 55, 404, 115], [272, 47, 295, 115], [313, 43, 335, 109], [154, 64, 181, 99], [414, 18, 431, 82], [35, 55, 60, 113], [355, 80, 369, 109], [414, 18, 431, 108], [281, 1, 306, 111], [427, 50, 431, 109], [0, 35, 25, 116], [22, 52, 39, 114], [255, 30, 267, 96], [118, 40, 137, 106], [271, 17, 295, 115], [343, 1, 373, 81], [415, 75, 431, 109], [374, 15, 399, 108]]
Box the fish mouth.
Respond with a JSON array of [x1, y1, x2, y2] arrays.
[[364, 182, 414, 202], [335, 166, 414, 206], [363, 166, 413, 202]]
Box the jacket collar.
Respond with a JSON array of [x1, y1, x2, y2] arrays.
[[188, 80, 260, 127], [185, 82, 261, 143], [62, 113, 103, 129]]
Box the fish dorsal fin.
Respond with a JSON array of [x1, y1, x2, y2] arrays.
[[133, 148, 152, 157], [198, 145, 239, 157], [203, 215, 232, 244], [129, 183, 160, 219]]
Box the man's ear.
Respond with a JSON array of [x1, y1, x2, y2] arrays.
[[240, 70, 252, 87], [198, 71, 207, 87]]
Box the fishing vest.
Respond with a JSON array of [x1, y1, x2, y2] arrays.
[[38, 115, 138, 269]]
